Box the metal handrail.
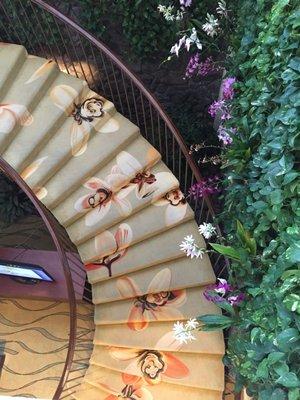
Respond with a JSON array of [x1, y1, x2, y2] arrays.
[[0, 157, 77, 400]]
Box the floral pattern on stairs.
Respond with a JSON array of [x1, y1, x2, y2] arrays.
[[0, 43, 225, 399]]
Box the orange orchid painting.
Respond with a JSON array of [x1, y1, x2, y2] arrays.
[[74, 150, 161, 227], [0, 103, 33, 134], [154, 189, 188, 226], [116, 269, 186, 330], [109, 346, 189, 386], [74, 175, 132, 227], [50, 84, 114, 156], [98, 378, 153, 400], [85, 223, 133, 277], [20, 157, 48, 200]]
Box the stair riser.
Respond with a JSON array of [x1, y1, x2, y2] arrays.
[[92, 255, 215, 304], [66, 164, 179, 247], [0, 58, 59, 153], [52, 136, 161, 227], [41, 115, 140, 210], [84, 218, 197, 284], [0, 44, 28, 98], [93, 322, 225, 355]]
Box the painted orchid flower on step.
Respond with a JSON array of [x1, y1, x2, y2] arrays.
[[153, 189, 188, 226], [20, 157, 48, 200], [99, 378, 153, 400], [109, 345, 189, 385], [110, 149, 160, 200], [25, 60, 55, 84], [74, 175, 132, 227], [0, 103, 33, 134], [50, 84, 115, 156], [85, 223, 133, 277], [116, 268, 186, 331]]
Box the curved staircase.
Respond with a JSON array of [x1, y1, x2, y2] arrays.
[[0, 43, 225, 399]]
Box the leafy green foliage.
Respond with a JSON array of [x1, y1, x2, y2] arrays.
[[77, 0, 176, 60], [113, 0, 176, 60], [217, 0, 300, 398], [0, 173, 36, 224]]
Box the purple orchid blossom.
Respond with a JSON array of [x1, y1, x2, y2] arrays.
[[198, 57, 220, 76], [208, 100, 225, 117], [222, 77, 236, 100], [180, 0, 192, 7], [204, 278, 245, 307], [188, 176, 220, 200], [228, 293, 246, 306], [218, 126, 233, 145], [185, 53, 200, 79]]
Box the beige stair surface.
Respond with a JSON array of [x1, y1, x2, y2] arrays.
[[66, 161, 179, 246], [84, 220, 199, 284], [89, 345, 224, 391], [91, 256, 215, 304], [94, 286, 219, 325], [75, 370, 223, 400], [93, 321, 224, 355], [3, 72, 91, 172], [0, 43, 225, 400], [52, 136, 161, 227]]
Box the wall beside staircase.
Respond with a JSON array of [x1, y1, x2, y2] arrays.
[[0, 298, 94, 399]]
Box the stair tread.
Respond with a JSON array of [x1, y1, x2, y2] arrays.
[[89, 344, 224, 390], [2, 69, 90, 171], [75, 369, 223, 399], [94, 321, 225, 355], [94, 286, 219, 325], [83, 218, 197, 284], [39, 112, 139, 209], [0, 44, 27, 97], [53, 136, 161, 227], [20, 96, 116, 191], [0, 54, 59, 153], [92, 255, 215, 304], [66, 161, 179, 246]]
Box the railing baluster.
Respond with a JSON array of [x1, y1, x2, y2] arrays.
[[110, 61, 124, 114], [130, 80, 140, 127], [140, 92, 148, 139], [121, 70, 132, 121], [0, 3, 22, 44]]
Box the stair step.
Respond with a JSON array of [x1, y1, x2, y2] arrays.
[[2, 69, 91, 172], [52, 136, 161, 227], [75, 369, 223, 399], [0, 54, 59, 153], [94, 286, 219, 325], [92, 256, 215, 304], [20, 89, 116, 191], [38, 112, 139, 209], [94, 321, 225, 355], [66, 161, 179, 246], [81, 214, 196, 284], [0, 44, 27, 97], [89, 345, 224, 391]]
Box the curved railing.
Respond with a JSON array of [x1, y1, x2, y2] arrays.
[[0, 1, 229, 397]]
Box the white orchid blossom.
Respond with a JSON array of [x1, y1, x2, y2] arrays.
[[198, 222, 217, 239], [202, 13, 219, 37]]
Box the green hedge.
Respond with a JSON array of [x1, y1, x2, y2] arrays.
[[221, 1, 300, 398], [78, 0, 176, 60]]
